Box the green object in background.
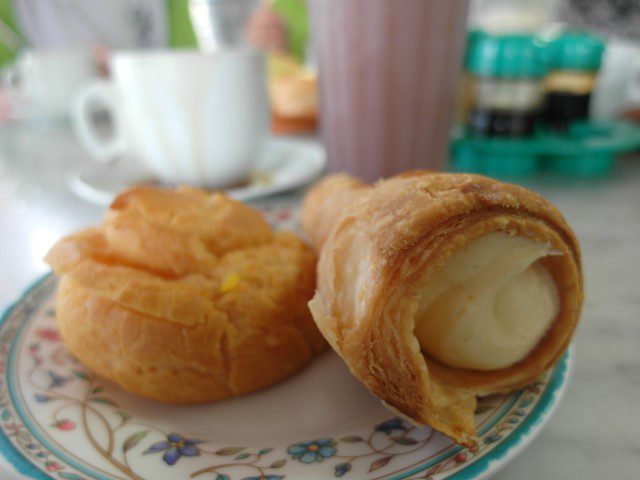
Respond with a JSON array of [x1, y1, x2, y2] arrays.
[[165, 0, 309, 57], [450, 120, 640, 179], [544, 32, 605, 71], [274, 0, 308, 60], [0, 0, 22, 67], [0, 0, 203, 55], [465, 31, 547, 78], [167, 0, 197, 49]]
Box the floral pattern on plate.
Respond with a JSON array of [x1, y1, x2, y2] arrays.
[[0, 275, 570, 480]]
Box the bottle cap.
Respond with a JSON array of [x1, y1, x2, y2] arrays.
[[545, 32, 605, 71], [466, 32, 547, 78]]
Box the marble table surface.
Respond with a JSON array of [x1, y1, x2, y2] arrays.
[[0, 122, 638, 479]]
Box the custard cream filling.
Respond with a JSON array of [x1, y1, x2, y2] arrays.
[[414, 232, 559, 371]]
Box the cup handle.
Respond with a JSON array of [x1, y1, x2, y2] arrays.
[[626, 58, 640, 105], [71, 80, 127, 162], [1, 65, 20, 90]]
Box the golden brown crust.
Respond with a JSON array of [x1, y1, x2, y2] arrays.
[[300, 174, 367, 249], [271, 114, 317, 135], [301, 172, 583, 446], [47, 186, 325, 403]]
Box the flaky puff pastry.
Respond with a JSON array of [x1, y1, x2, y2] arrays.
[[300, 172, 582, 446], [46, 187, 325, 404]]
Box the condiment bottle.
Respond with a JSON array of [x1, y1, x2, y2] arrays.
[[543, 32, 605, 131], [464, 33, 547, 137]]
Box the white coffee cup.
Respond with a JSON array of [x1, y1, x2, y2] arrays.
[[591, 40, 640, 119], [72, 49, 269, 188], [2, 49, 99, 118]]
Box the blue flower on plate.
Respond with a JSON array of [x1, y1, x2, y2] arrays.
[[287, 439, 336, 464], [375, 418, 406, 435], [143, 433, 203, 465], [47, 371, 70, 389]]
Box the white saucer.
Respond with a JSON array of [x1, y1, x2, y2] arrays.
[[68, 137, 326, 206]]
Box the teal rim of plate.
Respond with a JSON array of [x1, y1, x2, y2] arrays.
[[391, 344, 570, 480], [0, 273, 55, 480], [0, 273, 571, 480]]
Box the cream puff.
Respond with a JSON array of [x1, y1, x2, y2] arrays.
[[46, 186, 325, 403]]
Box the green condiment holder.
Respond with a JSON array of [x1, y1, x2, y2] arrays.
[[450, 120, 640, 178]]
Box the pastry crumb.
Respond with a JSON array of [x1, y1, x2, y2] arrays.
[[220, 272, 240, 292]]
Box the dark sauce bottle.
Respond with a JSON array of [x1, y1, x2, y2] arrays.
[[543, 33, 604, 131], [464, 32, 547, 138]]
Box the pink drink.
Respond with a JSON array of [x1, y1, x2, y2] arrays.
[[309, 0, 469, 181]]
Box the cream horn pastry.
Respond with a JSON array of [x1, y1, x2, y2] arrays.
[[300, 172, 583, 446]]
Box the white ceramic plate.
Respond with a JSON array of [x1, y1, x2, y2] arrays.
[[0, 206, 571, 480], [68, 137, 326, 206]]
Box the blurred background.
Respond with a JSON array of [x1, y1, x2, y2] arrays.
[[1, 0, 639, 183], [0, 1, 639, 479]]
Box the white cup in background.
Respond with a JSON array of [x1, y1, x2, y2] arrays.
[[2, 49, 99, 119], [591, 41, 640, 119], [72, 49, 269, 188]]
